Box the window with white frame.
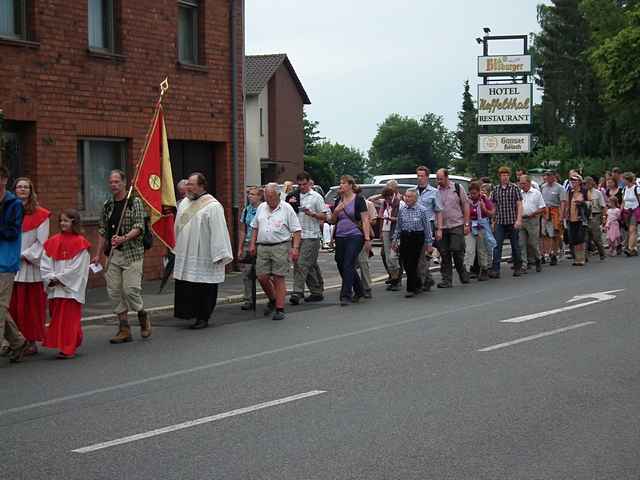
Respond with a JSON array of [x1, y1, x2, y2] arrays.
[[88, 0, 115, 51], [0, 0, 27, 39], [178, 0, 199, 64], [77, 139, 127, 218]]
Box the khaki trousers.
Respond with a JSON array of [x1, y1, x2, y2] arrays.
[[464, 232, 489, 270], [106, 249, 144, 314], [0, 272, 25, 349], [292, 238, 324, 297], [357, 247, 372, 293], [520, 217, 541, 265]]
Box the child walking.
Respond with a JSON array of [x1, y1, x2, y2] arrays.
[[41, 210, 91, 359], [605, 197, 622, 257]]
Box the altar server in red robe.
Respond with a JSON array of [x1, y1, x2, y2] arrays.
[[9, 177, 50, 355], [41, 210, 91, 359]]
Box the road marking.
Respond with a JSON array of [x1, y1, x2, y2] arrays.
[[478, 322, 596, 352], [0, 285, 553, 418], [72, 390, 326, 454], [500, 290, 624, 324]]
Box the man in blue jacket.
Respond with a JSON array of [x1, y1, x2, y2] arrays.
[[0, 165, 27, 363]]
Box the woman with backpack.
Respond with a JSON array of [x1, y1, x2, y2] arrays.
[[329, 175, 372, 306]]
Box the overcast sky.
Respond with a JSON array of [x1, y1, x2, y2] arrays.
[[246, 1, 548, 154]]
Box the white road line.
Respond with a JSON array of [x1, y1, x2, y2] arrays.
[[72, 390, 326, 454], [499, 300, 603, 323], [0, 285, 553, 418], [478, 322, 596, 352]]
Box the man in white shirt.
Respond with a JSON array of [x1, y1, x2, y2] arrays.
[[519, 175, 546, 272], [286, 172, 329, 305], [516, 168, 540, 190], [250, 183, 302, 321]]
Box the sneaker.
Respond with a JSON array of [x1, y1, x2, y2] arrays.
[[488, 270, 500, 279], [460, 272, 470, 284], [240, 301, 252, 311], [263, 300, 276, 316], [550, 255, 558, 266], [304, 294, 324, 303], [478, 269, 489, 282], [352, 294, 362, 304], [9, 340, 29, 363], [340, 297, 351, 307], [272, 311, 286, 321], [56, 352, 76, 359], [535, 260, 542, 273], [0, 345, 12, 357], [513, 268, 522, 277], [423, 278, 435, 292], [437, 281, 452, 289], [289, 295, 301, 306], [363, 291, 372, 299], [389, 284, 401, 292], [404, 292, 415, 298]]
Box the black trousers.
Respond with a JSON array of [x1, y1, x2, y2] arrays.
[[399, 231, 424, 293], [439, 225, 467, 283], [174, 280, 219, 321]]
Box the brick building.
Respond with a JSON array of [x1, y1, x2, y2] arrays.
[[0, 0, 245, 283], [244, 54, 310, 186]]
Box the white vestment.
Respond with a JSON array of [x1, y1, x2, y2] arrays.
[[40, 250, 90, 304], [15, 219, 49, 283], [173, 194, 233, 284]]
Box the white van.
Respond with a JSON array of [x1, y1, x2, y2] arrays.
[[371, 173, 472, 191]]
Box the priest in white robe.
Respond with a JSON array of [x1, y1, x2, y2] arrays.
[[173, 173, 233, 329]]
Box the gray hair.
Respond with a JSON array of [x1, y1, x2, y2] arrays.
[[177, 179, 188, 189], [264, 182, 279, 194]]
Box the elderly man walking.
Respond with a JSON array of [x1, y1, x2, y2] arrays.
[[287, 172, 328, 305], [411, 166, 441, 291], [392, 190, 433, 297], [93, 170, 149, 344], [489, 166, 524, 278], [173, 173, 233, 329], [519, 175, 546, 273], [435, 169, 470, 288], [249, 183, 301, 321]]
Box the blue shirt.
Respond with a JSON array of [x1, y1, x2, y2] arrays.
[[241, 203, 258, 243], [393, 203, 433, 245], [411, 185, 442, 221]]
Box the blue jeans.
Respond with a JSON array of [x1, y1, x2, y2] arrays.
[[335, 236, 364, 300], [492, 223, 522, 272]]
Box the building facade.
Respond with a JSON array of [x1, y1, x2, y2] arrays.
[[245, 54, 310, 186], [0, 0, 245, 283]]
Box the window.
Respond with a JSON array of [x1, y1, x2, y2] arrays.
[[259, 108, 264, 137], [78, 139, 127, 218], [88, 0, 114, 51], [0, 0, 26, 39], [178, 0, 199, 64]]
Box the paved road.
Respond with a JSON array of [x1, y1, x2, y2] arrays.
[[2, 256, 639, 479]]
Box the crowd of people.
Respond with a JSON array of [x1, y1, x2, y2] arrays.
[[1, 163, 638, 364]]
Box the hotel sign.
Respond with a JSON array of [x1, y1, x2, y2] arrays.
[[477, 84, 532, 126], [478, 55, 532, 76], [478, 134, 531, 154]]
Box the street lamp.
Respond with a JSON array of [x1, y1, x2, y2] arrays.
[[483, 27, 491, 34]]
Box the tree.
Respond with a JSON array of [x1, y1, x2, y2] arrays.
[[303, 110, 323, 156], [304, 156, 336, 192], [368, 113, 456, 175], [312, 142, 368, 184], [455, 80, 478, 175]]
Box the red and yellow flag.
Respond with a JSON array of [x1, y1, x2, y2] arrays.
[[134, 105, 176, 250]]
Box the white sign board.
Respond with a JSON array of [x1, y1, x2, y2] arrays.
[[477, 84, 532, 125], [478, 55, 532, 76], [478, 134, 531, 154]]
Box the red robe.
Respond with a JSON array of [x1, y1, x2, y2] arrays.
[[42, 233, 91, 356], [10, 206, 50, 342]]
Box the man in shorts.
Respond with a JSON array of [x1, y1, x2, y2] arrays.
[[249, 183, 301, 321], [541, 171, 567, 265]]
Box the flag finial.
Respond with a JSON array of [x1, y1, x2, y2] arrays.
[[160, 78, 169, 97]]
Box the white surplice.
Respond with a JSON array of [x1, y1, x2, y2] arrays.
[[173, 194, 233, 284], [40, 250, 90, 304], [15, 219, 49, 283]]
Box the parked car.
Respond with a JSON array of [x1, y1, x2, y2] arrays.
[[371, 173, 472, 191], [275, 184, 325, 197], [324, 183, 416, 210]]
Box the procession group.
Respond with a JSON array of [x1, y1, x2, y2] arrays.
[[1, 163, 639, 363]]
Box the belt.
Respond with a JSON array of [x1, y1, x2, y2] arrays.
[[401, 230, 425, 235], [257, 240, 289, 246]]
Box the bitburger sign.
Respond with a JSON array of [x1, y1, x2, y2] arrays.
[[477, 84, 532, 126], [478, 55, 532, 76]]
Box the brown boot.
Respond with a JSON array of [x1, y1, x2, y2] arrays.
[[138, 310, 152, 339], [110, 324, 132, 344]]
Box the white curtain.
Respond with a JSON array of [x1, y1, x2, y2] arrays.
[[0, 0, 16, 36], [88, 0, 104, 48]]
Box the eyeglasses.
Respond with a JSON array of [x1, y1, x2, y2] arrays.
[[15, 186, 30, 190]]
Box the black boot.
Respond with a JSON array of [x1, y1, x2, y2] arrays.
[[189, 319, 209, 330]]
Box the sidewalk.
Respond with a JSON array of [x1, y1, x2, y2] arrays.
[[83, 249, 389, 323]]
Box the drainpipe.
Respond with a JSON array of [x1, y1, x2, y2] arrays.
[[230, 0, 243, 256]]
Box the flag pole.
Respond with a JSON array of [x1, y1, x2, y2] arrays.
[[105, 79, 169, 272]]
